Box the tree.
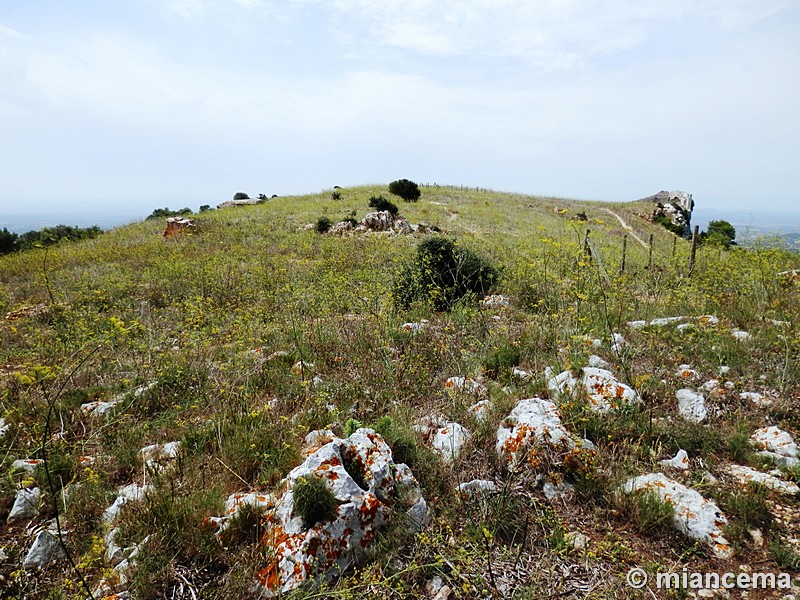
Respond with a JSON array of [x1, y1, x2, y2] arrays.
[[388, 179, 421, 202], [0, 228, 18, 254], [233, 192, 250, 200], [701, 220, 736, 248]]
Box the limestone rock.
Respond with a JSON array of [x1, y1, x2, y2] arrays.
[[103, 483, 151, 524], [740, 391, 772, 408], [496, 398, 575, 468], [23, 529, 65, 569], [581, 367, 640, 412], [0, 417, 9, 438], [431, 422, 470, 463], [676, 389, 707, 422], [457, 479, 498, 498], [10, 458, 42, 473], [750, 426, 799, 467], [163, 217, 195, 239], [728, 465, 800, 495], [253, 429, 428, 595], [623, 473, 731, 558], [469, 399, 492, 422], [7, 487, 41, 523], [444, 376, 487, 397], [641, 190, 694, 237], [140, 441, 181, 472], [660, 449, 690, 471], [361, 211, 395, 231], [481, 294, 510, 308]]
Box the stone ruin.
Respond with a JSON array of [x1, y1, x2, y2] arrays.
[[638, 190, 694, 238]]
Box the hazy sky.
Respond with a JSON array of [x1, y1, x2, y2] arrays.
[[1, 0, 798, 218]]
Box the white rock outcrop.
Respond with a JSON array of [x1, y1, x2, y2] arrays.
[[547, 367, 640, 413], [622, 473, 732, 558], [496, 398, 576, 468], [7, 487, 41, 523], [457, 479, 498, 498], [659, 450, 690, 471], [444, 376, 487, 397], [750, 426, 799, 467], [23, 529, 65, 570], [252, 429, 428, 596], [431, 422, 470, 463], [727, 465, 800, 495], [676, 389, 707, 422]]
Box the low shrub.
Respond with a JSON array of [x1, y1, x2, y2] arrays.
[[368, 195, 398, 215], [388, 179, 421, 202], [393, 237, 499, 311], [315, 216, 333, 234]]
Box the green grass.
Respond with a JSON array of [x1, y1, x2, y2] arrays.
[[1, 184, 799, 597]]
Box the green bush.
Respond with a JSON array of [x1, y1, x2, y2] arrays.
[[368, 195, 398, 215], [315, 216, 333, 234], [388, 179, 421, 202], [292, 475, 339, 528], [482, 343, 520, 380], [145, 207, 192, 221], [233, 192, 250, 200], [393, 236, 499, 311]]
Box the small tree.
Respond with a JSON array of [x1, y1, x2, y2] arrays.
[[0, 228, 18, 254], [233, 192, 250, 200], [388, 179, 421, 202], [701, 220, 736, 248]]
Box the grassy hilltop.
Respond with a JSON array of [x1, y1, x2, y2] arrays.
[[1, 184, 799, 598]]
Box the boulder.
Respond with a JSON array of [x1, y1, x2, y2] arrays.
[[727, 465, 800, 495], [457, 479, 498, 498], [581, 367, 639, 412], [659, 449, 690, 470], [676, 389, 707, 422], [10, 458, 42, 473], [361, 211, 395, 231], [163, 217, 195, 239], [23, 529, 65, 570], [252, 429, 428, 595], [0, 417, 9, 438], [496, 398, 576, 468], [750, 426, 799, 467], [640, 190, 694, 237], [444, 376, 487, 397], [140, 441, 181, 473], [622, 473, 732, 558], [7, 487, 41, 522], [431, 422, 470, 463]]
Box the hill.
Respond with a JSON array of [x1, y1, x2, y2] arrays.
[[1, 185, 799, 599]]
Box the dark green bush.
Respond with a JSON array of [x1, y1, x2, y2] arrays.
[[233, 192, 250, 200], [146, 207, 192, 221], [315, 216, 333, 234], [331, 190, 342, 200], [292, 475, 339, 528], [482, 343, 520, 380], [368, 195, 398, 215], [393, 237, 499, 311], [388, 179, 421, 202]]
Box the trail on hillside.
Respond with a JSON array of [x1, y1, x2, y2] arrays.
[[602, 208, 648, 249]]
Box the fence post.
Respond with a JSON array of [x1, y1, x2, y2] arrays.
[[620, 235, 627, 274], [583, 229, 592, 261], [688, 225, 699, 275], [672, 235, 677, 258], [648, 234, 654, 269]]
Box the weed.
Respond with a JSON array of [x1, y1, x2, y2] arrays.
[[292, 475, 339, 528]]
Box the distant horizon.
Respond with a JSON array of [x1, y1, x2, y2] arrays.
[[3, 188, 800, 236]]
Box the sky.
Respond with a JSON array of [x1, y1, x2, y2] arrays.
[[1, 0, 799, 228]]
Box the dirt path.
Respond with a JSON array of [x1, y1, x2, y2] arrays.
[[602, 208, 648, 249]]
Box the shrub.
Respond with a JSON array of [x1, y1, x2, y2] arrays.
[[315, 216, 333, 234], [331, 190, 342, 200], [0, 227, 18, 254], [388, 179, 421, 202], [292, 475, 339, 528], [199, 204, 212, 212], [146, 207, 192, 221], [393, 236, 499, 311], [233, 192, 250, 200], [482, 343, 520, 380], [368, 195, 398, 215], [701, 219, 737, 248]]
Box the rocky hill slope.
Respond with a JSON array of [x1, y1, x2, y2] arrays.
[[0, 184, 799, 599]]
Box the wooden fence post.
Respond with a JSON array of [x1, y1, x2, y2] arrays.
[[620, 235, 627, 274], [648, 234, 654, 269], [688, 225, 699, 275]]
